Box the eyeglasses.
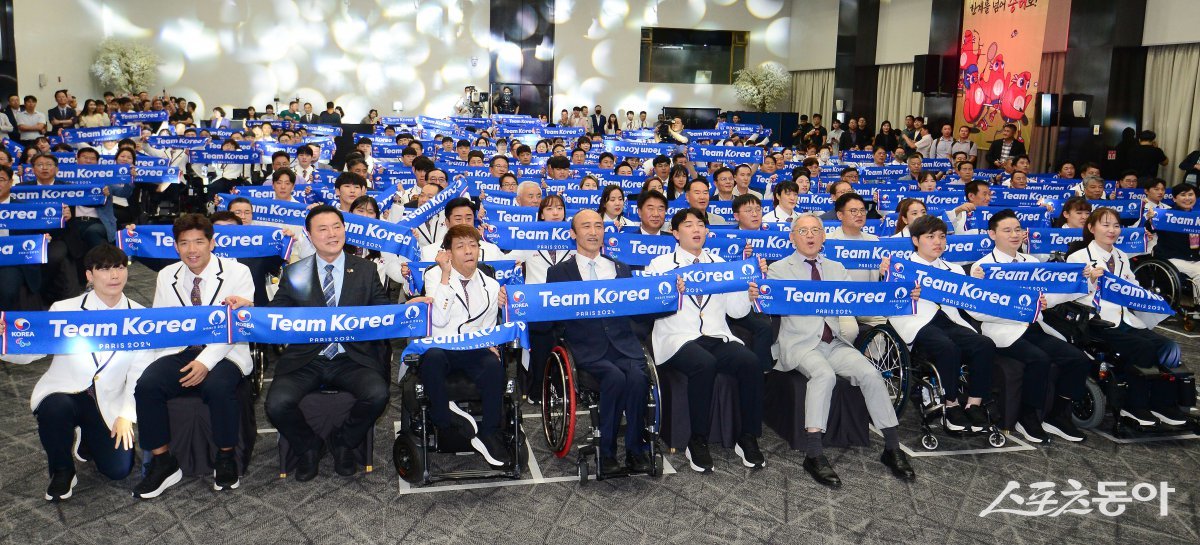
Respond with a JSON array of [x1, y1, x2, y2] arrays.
[[794, 227, 821, 236], [995, 228, 1025, 235], [739, 207, 763, 214], [843, 208, 868, 216]]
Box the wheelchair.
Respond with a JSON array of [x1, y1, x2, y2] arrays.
[[855, 324, 1006, 450], [391, 339, 529, 486], [540, 339, 664, 484], [1131, 255, 1200, 331]]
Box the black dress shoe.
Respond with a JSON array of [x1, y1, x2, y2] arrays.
[[625, 451, 652, 474], [296, 440, 325, 482], [599, 456, 623, 476], [802, 455, 842, 488], [330, 435, 357, 477], [880, 448, 916, 482]]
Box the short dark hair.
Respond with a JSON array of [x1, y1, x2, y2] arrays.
[[272, 168, 296, 184], [773, 180, 800, 199], [986, 209, 1019, 231], [442, 224, 481, 249], [228, 197, 252, 209], [444, 196, 477, 219], [838, 166, 857, 178], [670, 208, 709, 231], [31, 153, 58, 166], [732, 193, 761, 213], [295, 145, 313, 157], [83, 244, 128, 271], [1143, 177, 1167, 191], [711, 167, 733, 181], [76, 147, 100, 161], [637, 189, 669, 210], [547, 155, 570, 170], [683, 177, 709, 194], [965, 179, 989, 197], [334, 172, 367, 188], [210, 211, 242, 225], [172, 213, 214, 240], [834, 192, 865, 212], [1172, 183, 1198, 198], [488, 154, 509, 168], [271, 150, 291, 163], [652, 155, 670, 167], [304, 204, 343, 232], [908, 214, 948, 243]]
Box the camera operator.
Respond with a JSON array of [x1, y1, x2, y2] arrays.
[[493, 86, 518, 115]]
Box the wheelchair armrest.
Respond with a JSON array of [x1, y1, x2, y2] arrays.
[[1089, 317, 1117, 330]]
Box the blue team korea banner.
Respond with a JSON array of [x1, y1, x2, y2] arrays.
[[484, 221, 575, 250], [113, 110, 168, 124], [660, 258, 761, 296], [342, 213, 418, 260], [1150, 208, 1200, 235], [394, 179, 469, 230], [1091, 199, 1142, 220], [1, 306, 230, 355], [404, 261, 522, 294], [56, 164, 132, 185], [716, 230, 794, 261], [538, 126, 584, 138], [1096, 273, 1172, 315], [297, 123, 342, 137], [0, 234, 48, 266], [10, 184, 107, 206], [1026, 228, 1146, 255], [229, 304, 430, 344], [118, 225, 293, 260], [147, 136, 208, 150], [967, 206, 1050, 231], [505, 275, 680, 322], [602, 232, 677, 266], [976, 262, 1089, 294], [753, 280, 915, 317], [60, 125, 141, 144], [481, 201, 538, 223], [687, 144, 764, 164], [607, 140, 676, 158], [822, 234, 994, 270], [191, 148, 262, 164], [886, 259, 1040, 322], [682, 129, 726, 140], [215, 194, 307, 226], [133, 166, 180, 185], [401, 322, 529, 360], [716, 122, 763, 136], [0, 203, 63, 230]]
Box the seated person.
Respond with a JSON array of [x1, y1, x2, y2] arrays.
[[1149, 183, 1200, 296], [265, 205, 392, 481], [827, 193, 879, 281], [2, 245, 150, 501], [544, 210, 651, 474], [1068, 207, 1190, 427], [770, 214, 914, 487], [763, 180, 800, 224], [948, 180, 992, 234], [419, 197, 504, 262], [884, 215, 996, 433], [133, 214, 254, 499], [683, 177, 728, 225], [892, 198, 927, 238], [969, 210, 1092, 443], [635, 190, 669, 235], [644, 209, 765, 472], [416, 225, 512, 467], [817, 181, 855, 221], [732, 194, 764, 231]]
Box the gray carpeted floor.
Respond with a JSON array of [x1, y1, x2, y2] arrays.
[[1, 263, 1198, 545]]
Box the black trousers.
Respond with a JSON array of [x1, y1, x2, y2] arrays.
[[912, 311, 996, 402], [524, 328, 555, 401], [42, 237, 79, 304], [67, 217, 108, 284], [660, 336, 763, 438], [1089, 323, 1182, 410], [35, 392, 133, 479], [727, 311, 776, 372], [575, 344, 649, 457], [418, 348, 505, 436], [996, 326, 1090, 408], [135, 349, 243, 451], [265, 355, 389, 454]]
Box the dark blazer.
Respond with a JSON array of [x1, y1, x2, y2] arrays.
[[47, 106, 76, 132], [985, 138, 1027, 166], [590, 114, 606, 135], [270, 253, 392, 376], [544, 255, 645, 363], [1152, 205, 1200, 261]]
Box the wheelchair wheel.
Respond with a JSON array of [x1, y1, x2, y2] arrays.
[[542, 347, 577, 458], [857, 325, 911, 416], [249, 344, 268, 399], [1071, 378, 1106, 429], [1133, 259, 1182, 311], [578, 459, 589, 485], [644, 358, 662, 448], [392, 433, 424, 484], [987, 431, 1007, 448], [920, 434, 938, 450]]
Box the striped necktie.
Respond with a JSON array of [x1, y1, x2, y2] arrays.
[[320, 263, 340, 359]]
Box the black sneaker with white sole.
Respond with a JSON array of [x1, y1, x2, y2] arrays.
[[943, 405, 969, 432], [45, 468, 77, 502], [133, 453, 183, 499], [1014, 409, 1048, 444], [963, 405, 990, 432], [213, 450, 240, 491], [1042, 411, 1086, 442], [470, 432, 512, 468], [1149, 409, 1188, 426], [734, 434, 765, 469], [1120, 409, 1158, 427], [685, 435, 713, 473]]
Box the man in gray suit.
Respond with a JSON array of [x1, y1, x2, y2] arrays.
[[768, 213, 914, 488]]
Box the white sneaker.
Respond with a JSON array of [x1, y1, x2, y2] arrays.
[[72, 427, 88, 463], [447, 402, 478, 434], [1149, 410, 1187, 426], [1119, 409, 1157, 426]]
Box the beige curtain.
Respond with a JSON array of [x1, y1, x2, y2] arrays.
[[1029, 51, 1066, 173], [1143, 43, 1200, 185], [791, 69, 835, 117], [875, 63, 924, 133]]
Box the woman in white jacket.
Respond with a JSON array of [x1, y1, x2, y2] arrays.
[[2, 245, 155, 501], [969, 209, 1093, 444]]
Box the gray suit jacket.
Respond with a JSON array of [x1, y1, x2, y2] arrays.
[[766, 252, 855, 371]]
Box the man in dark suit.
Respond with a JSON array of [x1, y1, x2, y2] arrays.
[[985, 123, 1027, 170], [265, 205, 392, 481], [590, 105, 606, 135], [46, 90, 76, 135], [544, 210, 651, 474], [0, 163, 45, 309], [19, 153, 81, 304], [299, 102, 318, 124]]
